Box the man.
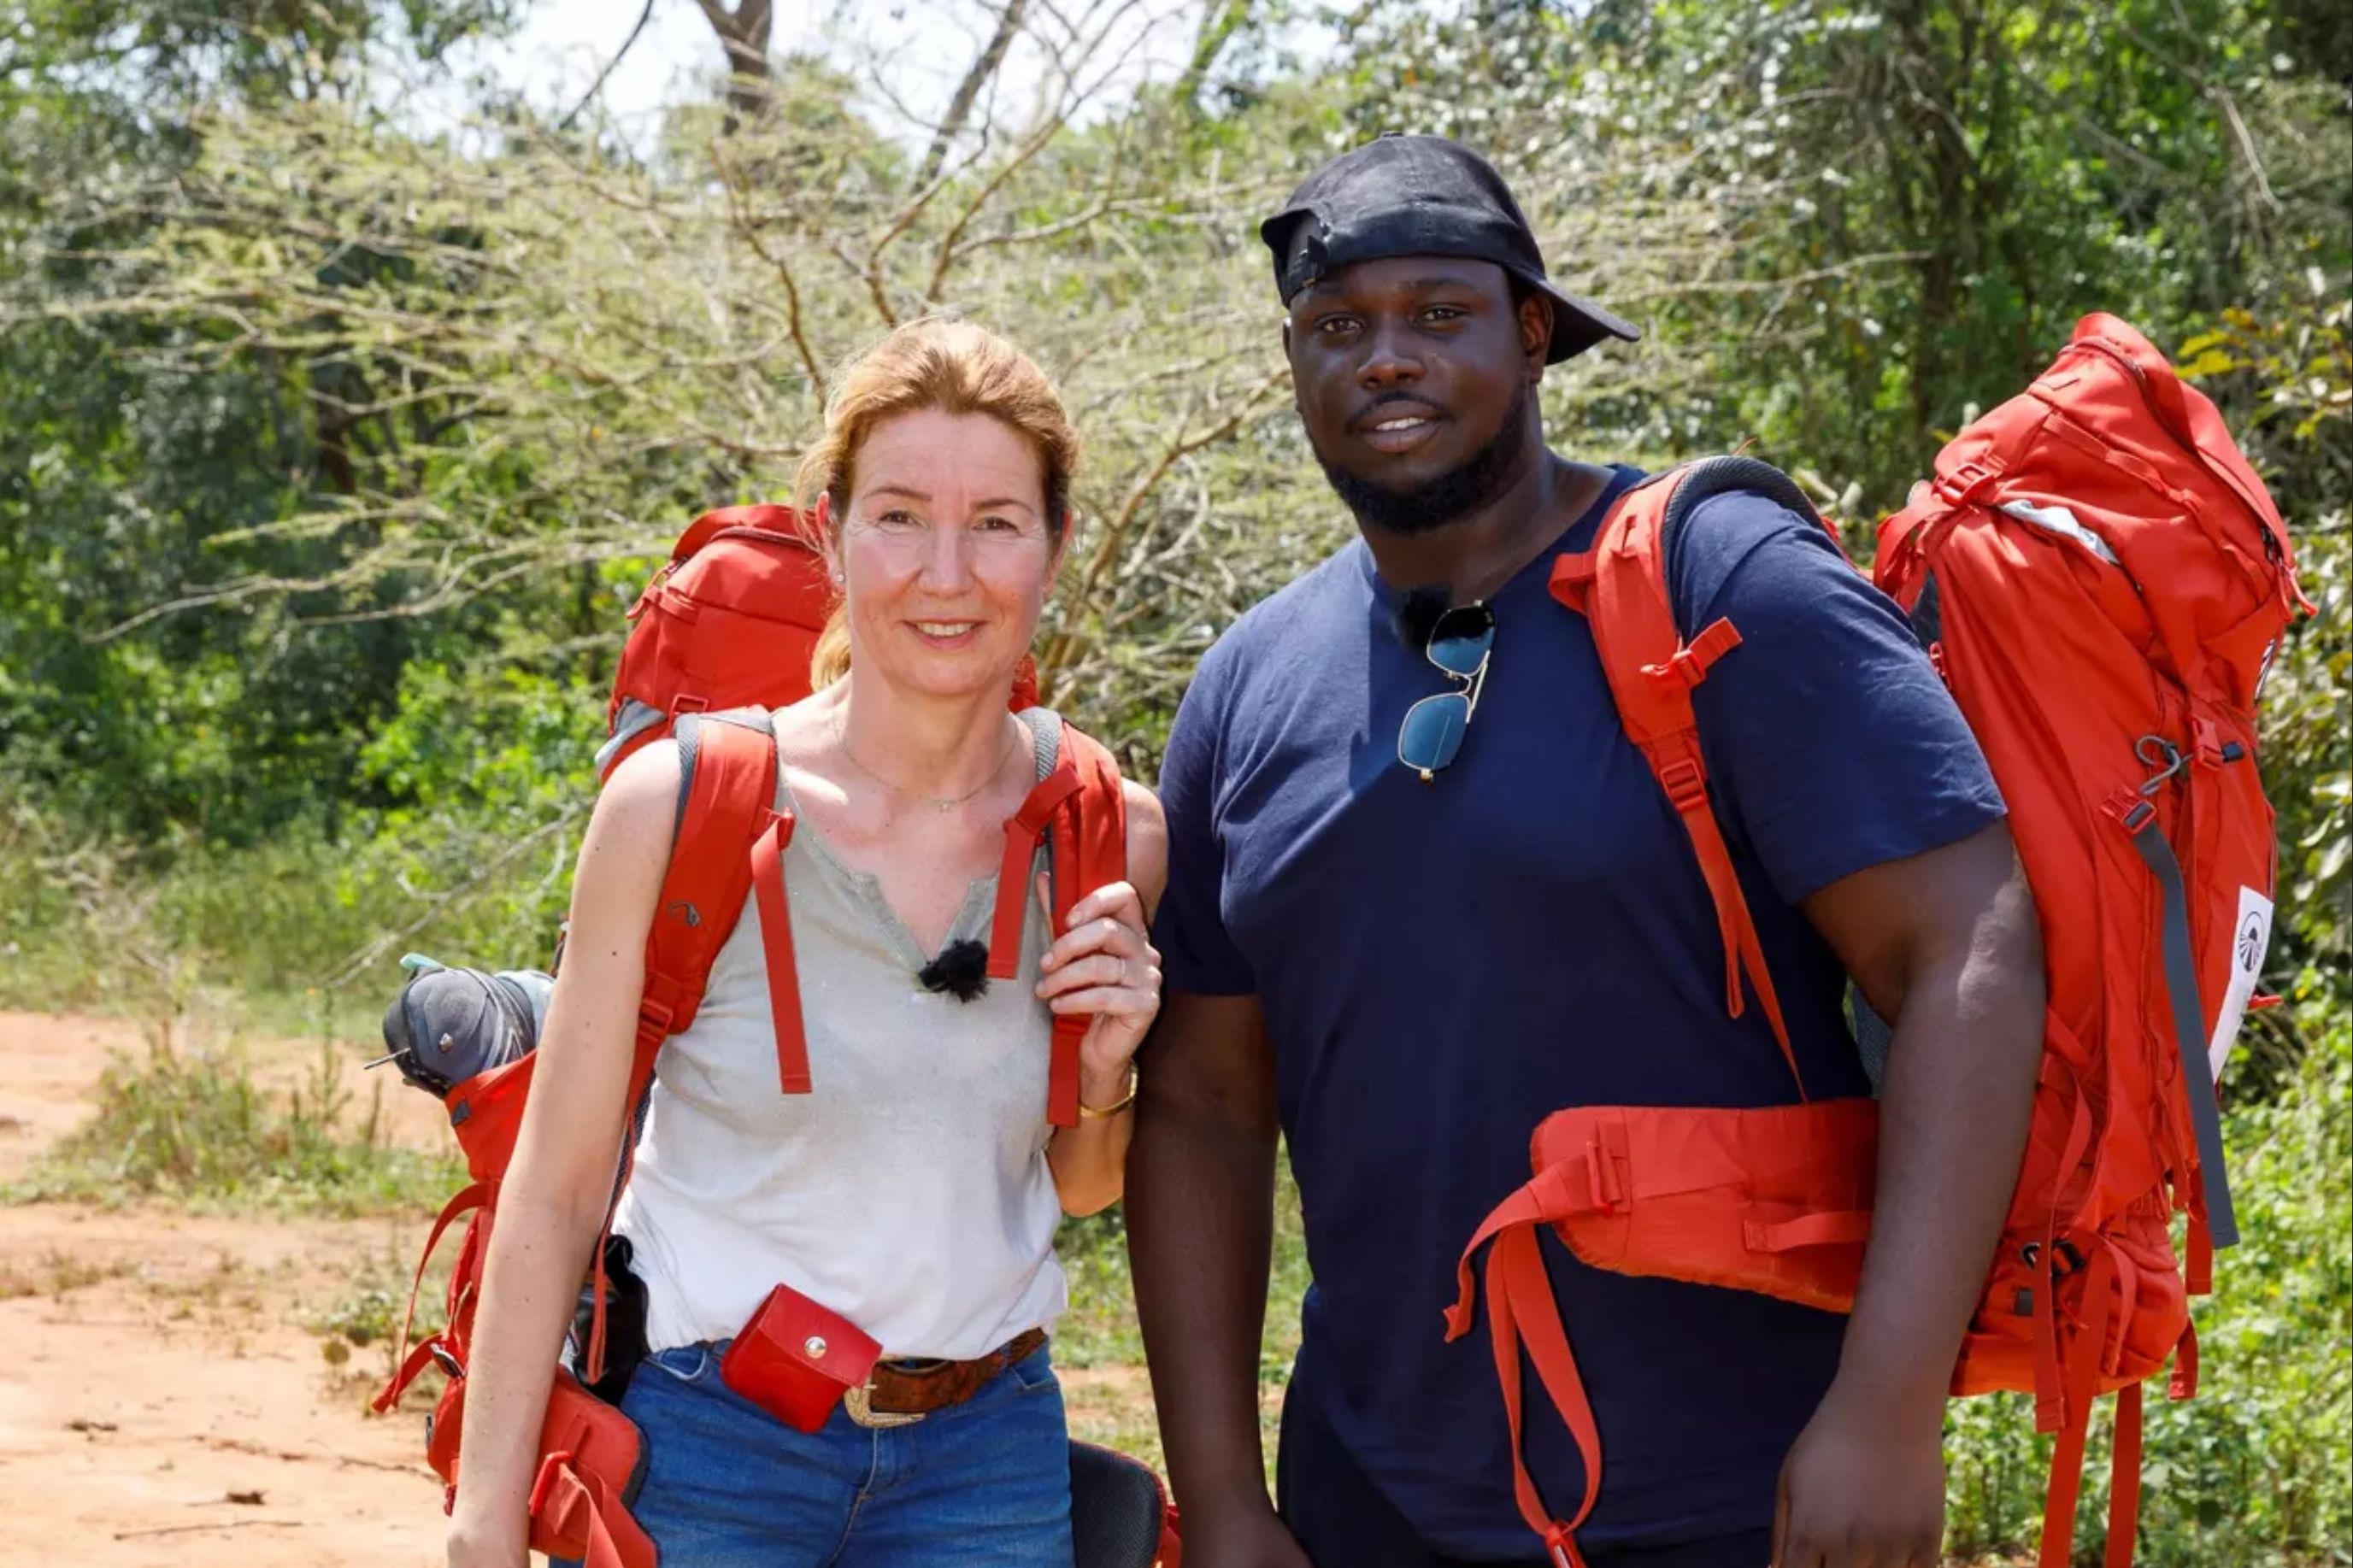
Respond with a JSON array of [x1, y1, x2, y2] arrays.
[[1126, 133, 2045, 1568]]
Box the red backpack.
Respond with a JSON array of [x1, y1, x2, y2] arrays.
[[374, 504, 1129, 1567], [1445, 314, 2305, 1568]]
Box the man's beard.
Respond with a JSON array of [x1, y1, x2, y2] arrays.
[[1313, 378, 1534, 537]]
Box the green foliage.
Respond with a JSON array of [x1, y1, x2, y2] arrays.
[[6, 1039, 462, 1217], [2178, 288, 2351, 977], [1056, 1157, 1312, 1380]]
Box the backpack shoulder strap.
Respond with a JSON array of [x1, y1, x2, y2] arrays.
[[580, 706, 779, 1384], [635, 708, 779, 1096], [1550, 456, 1826, 1090], [984, 712, 1127, 1126]]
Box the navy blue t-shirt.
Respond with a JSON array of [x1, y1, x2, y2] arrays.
[[1150, 467, 2006, 1556]]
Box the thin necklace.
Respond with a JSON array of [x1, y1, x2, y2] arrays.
[[836, 712, 1022, 814]]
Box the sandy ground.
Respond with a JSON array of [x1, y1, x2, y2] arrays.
[[0, 1012, 450, 1567]]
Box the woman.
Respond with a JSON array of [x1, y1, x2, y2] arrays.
[[447, 318, 1168, 1567]]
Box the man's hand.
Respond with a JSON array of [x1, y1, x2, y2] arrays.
[[1773, 1376, 1944, 1567]]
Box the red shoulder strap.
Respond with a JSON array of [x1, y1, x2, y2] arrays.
[[585, 710, 779, 1382], [1550, 463, 1797, 1092], [986, 719, 1128, 1126], [637, 712, 779, 1084]]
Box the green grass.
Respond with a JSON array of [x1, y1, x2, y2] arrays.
[[4, 1038, 463, 1219], [1057, 1155, 1314, 1490]]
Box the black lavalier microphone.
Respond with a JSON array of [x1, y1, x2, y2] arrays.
[[1393, 584, 1452, 648]]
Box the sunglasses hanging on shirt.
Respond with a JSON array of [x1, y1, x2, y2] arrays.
[[1397, 602, 1496, 783]]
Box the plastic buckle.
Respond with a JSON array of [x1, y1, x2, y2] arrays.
[[2190, 716, 2225, 769], [1656, 757, 1708, 811], [1932, 457, 2004, 508]]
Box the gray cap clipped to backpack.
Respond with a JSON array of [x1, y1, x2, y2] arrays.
[[1259, 132, 1639, 364]]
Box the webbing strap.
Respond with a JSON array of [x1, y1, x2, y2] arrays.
[[1640, 733, 1799, 1093], [2127, 816, 2239, 1248], [989, 766, 1084, 980], [1486, 1225, 1600, 1568], [376, 1334, 450, 1413], [374, 1180, 489, 1413], [1442, 1182, 1604, 1568], [2168, 1320, 2200, 1402], [751, 809, 813, 1095], [2037, 1246, 2119, 1568], [1444, 1164, 1592, 1339], [2105, 1381, 2145, 1568], [533, 1453, 656, 1568]]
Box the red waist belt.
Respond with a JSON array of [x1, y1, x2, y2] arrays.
[[1444, 1099, 1879, 1567]]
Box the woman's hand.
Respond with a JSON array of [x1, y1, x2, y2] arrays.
[[1035, 876, 1162, 1107]]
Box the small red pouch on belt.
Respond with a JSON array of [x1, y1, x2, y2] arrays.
[[720, 1282, 881, 1432]]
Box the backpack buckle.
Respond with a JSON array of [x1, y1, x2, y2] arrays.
[[1932, 457, 2004, 508], [1656, 757, 1709, 812]]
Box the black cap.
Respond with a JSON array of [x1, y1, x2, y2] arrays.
[[1260, 133, 1638, 364]]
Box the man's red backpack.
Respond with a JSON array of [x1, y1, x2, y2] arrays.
[[1446, 314, 2306, 1568], [372, 504, 1132, 1567]]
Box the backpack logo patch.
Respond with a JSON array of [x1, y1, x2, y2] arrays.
[[2209, 886, 2274, 1081]]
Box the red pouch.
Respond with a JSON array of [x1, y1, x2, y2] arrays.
[[720, 1282, 881, 1432]]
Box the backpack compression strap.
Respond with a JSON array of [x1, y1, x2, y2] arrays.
[[1549, 457, 1822, 1093], [987, 719, 1129, 1127]]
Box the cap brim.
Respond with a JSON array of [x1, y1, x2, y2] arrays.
[[1530, 277, 1640, 364]]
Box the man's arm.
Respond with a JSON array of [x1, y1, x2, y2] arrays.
[[1126, 988, 1312, 1566], [1774, 819, 2045, 1568]]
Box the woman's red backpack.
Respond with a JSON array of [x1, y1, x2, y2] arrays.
[[1446, 314, 2307, 1568]]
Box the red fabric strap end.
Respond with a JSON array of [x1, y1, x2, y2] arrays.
[[2185, 1207, 2214, 1295], [2104, 1381, 2145, 1568], [2168, 1320, 2200, 1402], [989, 818, 1043, 981], [991, 763, 1086, 981], [1641, 618, 1744, 692], [751, 811, 813, 1095], [377, 1180, 489, 1410], [1046, 1013, 1085, 1128], [374, 1335, 449, 1414]]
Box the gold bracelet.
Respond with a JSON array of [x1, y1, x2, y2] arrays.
[[1078, 1066, 1138, 1119]]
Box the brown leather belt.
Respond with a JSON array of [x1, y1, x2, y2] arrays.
[[849, 1327, 1049, 1427]]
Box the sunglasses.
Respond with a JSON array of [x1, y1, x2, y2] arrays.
[[1398, 602, 1496, 782]]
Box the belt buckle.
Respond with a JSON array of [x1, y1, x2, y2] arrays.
[[844, 1381, 923, 1430]]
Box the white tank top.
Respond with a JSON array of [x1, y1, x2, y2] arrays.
[[611, 711, 1068, 1360]]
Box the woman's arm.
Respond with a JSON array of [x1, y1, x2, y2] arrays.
[[445, 743, 682, 1568], [1042, 779, 1168, 1217]]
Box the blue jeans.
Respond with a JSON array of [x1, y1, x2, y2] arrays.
[[566, 1338, 1074, 1567]]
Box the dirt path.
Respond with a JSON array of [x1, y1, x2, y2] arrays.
[[0, 1013, 449, 1566]]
